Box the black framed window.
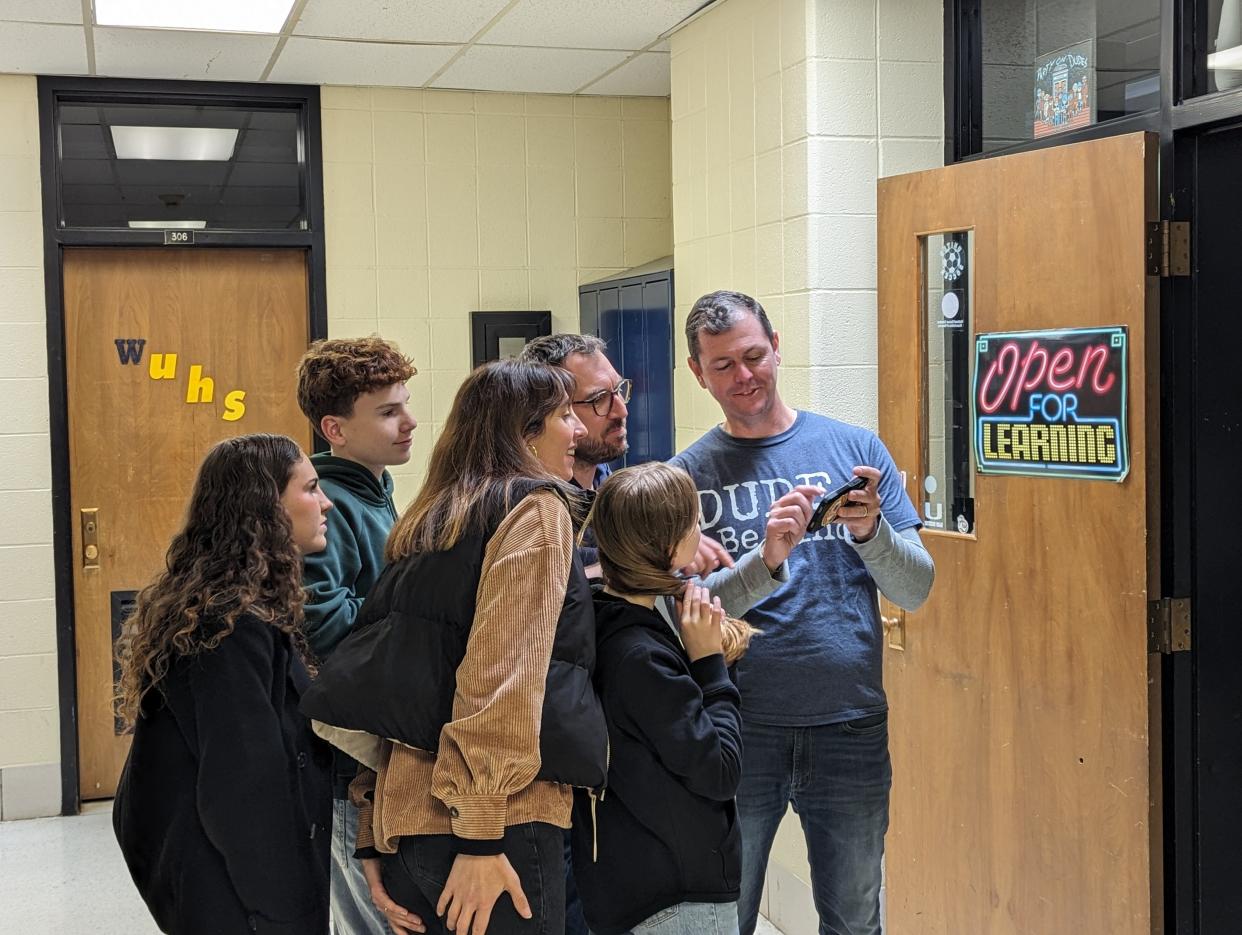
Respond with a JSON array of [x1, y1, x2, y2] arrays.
[[1192, 1, 1242, 95], [979, 0, 1161, 153], [55, 98, 306, 231]]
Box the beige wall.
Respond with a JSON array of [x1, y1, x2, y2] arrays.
[[670, 0, 943, 929], [671, 0, 944, 449], [0, 73, 60, 819], [319, 86, 674, 507]]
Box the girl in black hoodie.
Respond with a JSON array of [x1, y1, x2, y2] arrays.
[[572, 462, 811, 935]]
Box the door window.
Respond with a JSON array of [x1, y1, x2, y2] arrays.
[[921, 231, 976, 535]]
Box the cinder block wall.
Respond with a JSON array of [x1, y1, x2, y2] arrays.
[[319, 87, 675, 508], [669, 1, 943, 929], [670, 0, 943, 447], [0, 73, 59, 821]]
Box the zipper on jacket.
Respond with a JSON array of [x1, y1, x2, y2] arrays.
[[581, 736, 610, 861]]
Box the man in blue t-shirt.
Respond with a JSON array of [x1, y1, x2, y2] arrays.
[[671, 291, 935, 935]]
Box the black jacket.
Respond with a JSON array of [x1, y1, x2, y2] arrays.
[[114, 615, 332, 934], [302, 482, 608, 791], [571, 592, 743, 935]]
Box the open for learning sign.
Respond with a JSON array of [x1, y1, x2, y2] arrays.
[[973, 326, 1129, 482]]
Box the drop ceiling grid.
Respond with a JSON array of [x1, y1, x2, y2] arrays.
[[0, 0, 705, 94]]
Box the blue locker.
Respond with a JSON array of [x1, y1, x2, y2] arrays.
[[578, 260, 675, 467]]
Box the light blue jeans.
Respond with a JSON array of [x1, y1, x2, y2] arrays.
[[331, 798, 391, 935], [626, 901, 740, 935], [736, 716, 891, 935]]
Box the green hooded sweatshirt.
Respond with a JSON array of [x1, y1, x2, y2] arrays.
[[302, 453, 398, 659]]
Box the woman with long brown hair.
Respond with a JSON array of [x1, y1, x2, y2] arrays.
[[303, 359, 608, 935], [113, 433, 334, 935]]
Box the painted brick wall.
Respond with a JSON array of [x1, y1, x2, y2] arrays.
[[319, 87, 675, 508], [671, 0, 943, 451], [0, 73, 60, 820]]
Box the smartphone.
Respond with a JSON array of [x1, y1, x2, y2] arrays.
[[805, 476, 869, 533]]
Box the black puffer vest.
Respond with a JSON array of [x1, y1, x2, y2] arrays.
[[302, 482, 607, 789]]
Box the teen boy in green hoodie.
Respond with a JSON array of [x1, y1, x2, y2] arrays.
[[296, 336, 418, 935]]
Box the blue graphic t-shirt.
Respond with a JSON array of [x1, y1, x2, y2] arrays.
[[670, 410, 921, 726]]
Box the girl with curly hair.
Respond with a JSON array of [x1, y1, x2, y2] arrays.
[[113, 433, 334, 934]]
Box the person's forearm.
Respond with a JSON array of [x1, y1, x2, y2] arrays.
[[850, 516, 934, 611], [695, 545, 787, 618]]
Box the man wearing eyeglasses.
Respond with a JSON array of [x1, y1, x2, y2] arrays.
[[521, 333, 742, 575]]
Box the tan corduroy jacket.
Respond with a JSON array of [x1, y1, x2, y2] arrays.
[[354, 490, 575, 853]]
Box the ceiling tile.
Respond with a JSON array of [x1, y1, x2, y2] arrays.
[[480, 0, 703, 51], [293, 0, 509, 43], [580, 52, 670, 96], [0, 0, 82, 24], [0, 22, 88, 73], [268, 37, 457, 87], [94, 27, 278, 81], [433, 45, 630, 94]]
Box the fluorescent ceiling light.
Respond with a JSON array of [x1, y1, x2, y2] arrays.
[[1208, 44, 1242, 70], [128, 220, 208, 229], [112, 126, 239, 161], [95, 0, 295, 34]]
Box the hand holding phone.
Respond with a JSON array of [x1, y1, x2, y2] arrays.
[[806, 476, 869, 533]]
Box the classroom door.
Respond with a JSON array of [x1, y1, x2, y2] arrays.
[[64, 248, 312, 800], [876, 133, 1160, 933]]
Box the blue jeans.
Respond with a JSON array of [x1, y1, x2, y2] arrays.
[[626, 901, 739, 935], [331, 798, 392, 935], [736, 716, 891, 935]]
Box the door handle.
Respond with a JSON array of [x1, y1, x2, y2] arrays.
[[81, 508, 100, 569], [882, 609, 906, 650]]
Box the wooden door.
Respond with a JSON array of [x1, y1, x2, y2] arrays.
[[876, 133, 1160, 933], [64, 247, 312, 800]]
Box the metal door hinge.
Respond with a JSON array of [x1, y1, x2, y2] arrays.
[[1148, 597, 1191, 653], [1146, 220, 1190, 278]]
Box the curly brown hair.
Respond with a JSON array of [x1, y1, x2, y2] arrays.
[[296, 336, 417, 440], [590, 462, 758, 665], [115, 434, 312, 730]]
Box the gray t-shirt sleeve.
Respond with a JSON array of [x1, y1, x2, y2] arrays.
[[848, 515, 934, 611], [693, 545, 789, 619]]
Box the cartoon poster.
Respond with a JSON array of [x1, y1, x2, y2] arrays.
[[1034, 40, 1094, 138]]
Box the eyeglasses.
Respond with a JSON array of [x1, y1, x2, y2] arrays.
[[572, 379, 632, 418]]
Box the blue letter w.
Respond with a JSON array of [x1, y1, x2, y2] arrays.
[[114, 338, 146, 365]]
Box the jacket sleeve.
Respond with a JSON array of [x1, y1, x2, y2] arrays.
[[694, 544, 788, 618], [430, 491, 572, 853], [612, 645, 743, 802], [188, 618, 323, 923], [302, 506, 365, 658]]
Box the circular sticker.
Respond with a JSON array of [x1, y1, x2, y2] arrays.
[[924, 475, 939, 494], [956, 514, 970, 534], [941, 293, 960, 320], [941, 241, 965, 282]]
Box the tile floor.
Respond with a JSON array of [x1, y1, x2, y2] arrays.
[[0, 804, 786, 935]]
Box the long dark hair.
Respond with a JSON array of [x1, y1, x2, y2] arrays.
[[387, 360, 579, 559], [115, 434, 309, 729]]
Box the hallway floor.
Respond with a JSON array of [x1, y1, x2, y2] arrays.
[[0, 804, 787, 935]]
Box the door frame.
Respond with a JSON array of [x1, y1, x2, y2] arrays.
[[37, 76, 330, 816], [941, 3, 1242, 927]]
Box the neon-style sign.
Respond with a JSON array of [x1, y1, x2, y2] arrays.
[[972, 326, 1129, 482]]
